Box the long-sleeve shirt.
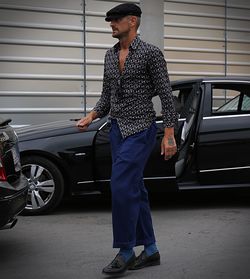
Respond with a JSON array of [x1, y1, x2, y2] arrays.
[[93, 35, 178, 138]]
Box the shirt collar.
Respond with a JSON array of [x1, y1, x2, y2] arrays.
[[130, 35, 141, 50], [113, 35, 141, 52]]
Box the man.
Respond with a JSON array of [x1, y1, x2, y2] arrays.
[[77, 3, 177, 276]]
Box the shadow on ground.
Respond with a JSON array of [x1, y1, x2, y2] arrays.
[[55, 188, 250, 215]]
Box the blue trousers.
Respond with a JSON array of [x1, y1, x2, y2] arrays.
[[109, 119, 157, 249]]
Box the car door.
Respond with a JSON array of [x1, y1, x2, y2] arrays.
[[175, 82, 203, 188], [196, 81, 250, 187], [144, 83, 199, 192], [143, 118, 176, 192], [93, 120, 177, 192], [93, 121, 112, 186]]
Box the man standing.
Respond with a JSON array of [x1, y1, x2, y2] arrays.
[[77, 3, 177, 276]]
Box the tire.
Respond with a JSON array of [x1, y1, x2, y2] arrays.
[[21, 155, 64, 215]]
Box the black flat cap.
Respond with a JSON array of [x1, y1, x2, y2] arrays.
[[105, 3, 142, 22]]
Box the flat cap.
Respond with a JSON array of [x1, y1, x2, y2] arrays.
[[105, 3, 142, 22]]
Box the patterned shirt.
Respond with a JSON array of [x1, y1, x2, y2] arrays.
[[93, 35, 177, 138]]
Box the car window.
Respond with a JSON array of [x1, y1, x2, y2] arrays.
[[212, 83, 250, 115], [241, 94, 250, 111], [215, 94, 240, 112], [213, 89, 240, 113]]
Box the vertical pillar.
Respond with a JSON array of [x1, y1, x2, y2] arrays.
[[140, 0, 165, 115], [140, 0, 164, 52], [81, 0, 87, 116]]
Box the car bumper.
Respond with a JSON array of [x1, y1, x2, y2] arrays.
[[0, 175, 28, 229]]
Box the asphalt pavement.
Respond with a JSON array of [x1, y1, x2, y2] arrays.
[[1, 189, 250, 279]]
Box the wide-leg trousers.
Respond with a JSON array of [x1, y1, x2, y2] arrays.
[[109, 119, 157, 249]]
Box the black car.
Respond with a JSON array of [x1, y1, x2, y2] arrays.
[[0, 117, 28, 229], [16, 77, 250, 215]]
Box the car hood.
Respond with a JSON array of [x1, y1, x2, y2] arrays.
[[15, 118, 107, 142]]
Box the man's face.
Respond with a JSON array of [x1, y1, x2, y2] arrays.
[[109, 16, 133, 39]]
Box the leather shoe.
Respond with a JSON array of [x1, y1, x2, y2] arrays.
[[102, 253, 136, 275], [128, 250, 160, 270]]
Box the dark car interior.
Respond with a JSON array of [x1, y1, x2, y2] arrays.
[[172, 85, 196, 118]]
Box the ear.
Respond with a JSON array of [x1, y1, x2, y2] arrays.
[[129, 16, 137, 28]]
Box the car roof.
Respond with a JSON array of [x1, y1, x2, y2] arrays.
[[171, 76, 250, 87]]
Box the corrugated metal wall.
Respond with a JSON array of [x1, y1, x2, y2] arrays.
[[164, 0, 250, 80], [0, 0, 87, 125], [0, 0, 249, 126], [85, 0, 124, 111]]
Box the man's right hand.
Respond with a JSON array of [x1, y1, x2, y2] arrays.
[[76, 111, 98, 131]]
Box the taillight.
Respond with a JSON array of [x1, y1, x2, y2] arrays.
[[0, 157, 7, 181]]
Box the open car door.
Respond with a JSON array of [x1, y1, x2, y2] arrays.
[[175, 82, 202, 180]]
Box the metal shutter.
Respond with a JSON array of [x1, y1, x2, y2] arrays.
[[0, 0, 86, 126], [1, 0, 249, 125], [164, 0, 250, 80]]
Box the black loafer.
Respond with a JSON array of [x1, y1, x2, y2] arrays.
[[102, 253, 136, 275], [129, 250, 160, 270]]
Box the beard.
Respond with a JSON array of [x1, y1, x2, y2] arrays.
[[112, 33, 121, 39], [112, 30, 121, 39], [112, 29, 129, 39]]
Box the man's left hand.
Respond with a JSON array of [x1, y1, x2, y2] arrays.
[[161, 133, 177, 160]]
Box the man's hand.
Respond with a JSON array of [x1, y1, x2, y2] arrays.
[[76, 111, 98, 131], [161, 127, 177, 160]]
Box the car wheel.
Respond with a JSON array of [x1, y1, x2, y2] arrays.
[[21, 155, 64, 215]]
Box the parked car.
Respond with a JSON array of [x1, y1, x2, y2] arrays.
[[0, 118, 28, 229], [16, 77, 250, 215]]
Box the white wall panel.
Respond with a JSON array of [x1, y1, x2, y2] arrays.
[[226, 0, 250, 77], [0, 0, 249, 125], [0, 0, 85, 125], [1, 0, 82, 9], [164, 0, 250, 81]]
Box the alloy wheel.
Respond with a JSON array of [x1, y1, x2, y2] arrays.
[[22, 163, 55, 211]]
